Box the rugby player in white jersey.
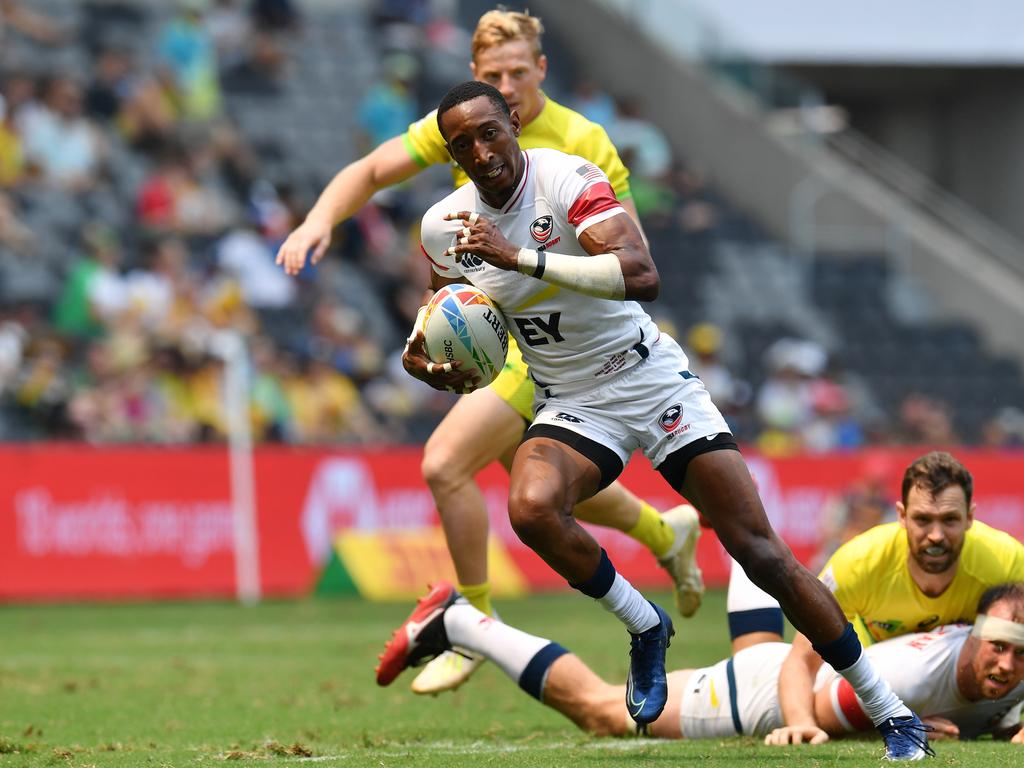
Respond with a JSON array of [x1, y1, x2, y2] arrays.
[[386, 80, 929, 757], [276, 9, 704, 696], [377, 581, 1024, 748]]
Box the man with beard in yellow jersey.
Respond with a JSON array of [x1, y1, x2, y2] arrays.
[[763, 451, 1024, 747], [276, 9, 704, 694]]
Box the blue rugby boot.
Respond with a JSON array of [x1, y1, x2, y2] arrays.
[[878, 713, 935, 761], [625, 601, 674, 726]]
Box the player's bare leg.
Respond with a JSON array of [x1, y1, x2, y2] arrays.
[[535, 655, 631, 737], [542, 659, 690, 739], [576, 491, 704, 617], [417, 388, 696, 694], [508, 440, 700, 619], [507, 436, 604, 581], [509, 436, 674, 725], [421, 387, 524, 594], [726, 556, 784, 653], [379, 583, 686, 738], [675, 450, 845, 643], [671, 448, 927, 757], [415, 388, 523, 694]]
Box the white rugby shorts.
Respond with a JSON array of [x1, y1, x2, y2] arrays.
[[530, 333, 730, 470], [679, 642, 790, 739]]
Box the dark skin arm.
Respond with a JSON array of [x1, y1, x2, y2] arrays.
[[401, 273, 482, 394], [443, 209, 660, 301]]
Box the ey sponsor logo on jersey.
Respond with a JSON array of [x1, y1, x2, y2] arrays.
[[530, 215, 553, 243], [658, 403, 691, 439]]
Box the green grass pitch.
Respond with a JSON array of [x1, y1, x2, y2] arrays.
[[0, 590, 1020, 766]]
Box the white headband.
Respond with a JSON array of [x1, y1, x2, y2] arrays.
[[972, 614, 1024, 644]]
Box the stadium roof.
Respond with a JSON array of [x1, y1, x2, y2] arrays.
[[682, 0, 1024, 65]]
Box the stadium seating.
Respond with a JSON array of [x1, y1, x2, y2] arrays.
[[0, 0, 1020, 449]]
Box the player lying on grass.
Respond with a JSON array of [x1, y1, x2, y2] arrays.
[[378, 581, 1024, 750], [720, 451, 1024, 660], [721, 451, 1024, 739]]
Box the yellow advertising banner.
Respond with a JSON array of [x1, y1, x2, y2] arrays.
[[335, 527, 528, 601]]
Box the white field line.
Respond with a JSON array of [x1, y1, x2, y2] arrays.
[[282, 739, 666, 761]]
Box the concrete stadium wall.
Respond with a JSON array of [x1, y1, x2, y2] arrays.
[[533, 0, 1024, 362], [788, 65, 1024, 248]]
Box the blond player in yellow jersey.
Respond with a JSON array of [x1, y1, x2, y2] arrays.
[[764, 451, 1024, 747], [275, 9, 704, 694]]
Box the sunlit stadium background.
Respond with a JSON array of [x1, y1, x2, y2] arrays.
[[0, 0, 1022, 764]]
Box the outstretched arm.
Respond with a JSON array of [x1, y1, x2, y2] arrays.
[[276, 136, 421, 275]]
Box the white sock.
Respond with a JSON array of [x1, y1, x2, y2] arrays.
[[443, 601, 551, 682], [837, 650, 912, 724], [598, 573, 659, 633], [726, 556, 780, 612]]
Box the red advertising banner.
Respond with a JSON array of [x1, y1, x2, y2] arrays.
[[0, 445, 1021, 601]]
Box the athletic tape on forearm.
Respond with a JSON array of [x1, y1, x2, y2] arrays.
[[972, 614, 1024, 644], [516, 248, 626, 300]]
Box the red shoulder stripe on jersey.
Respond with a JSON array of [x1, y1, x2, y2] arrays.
[[836, 679, 873, 731], [420, 243, 449, 271], [568, 181, 621, 227]]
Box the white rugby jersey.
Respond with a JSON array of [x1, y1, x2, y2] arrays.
[[420, 148, 660, 390], [815, 624, 1024, 739]]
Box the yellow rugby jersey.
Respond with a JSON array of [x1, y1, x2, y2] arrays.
[[819, 521, 1024, 645], [402, 94, 632, 199]]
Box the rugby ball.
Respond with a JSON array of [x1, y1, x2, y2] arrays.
[[422, 284, 508, 385]]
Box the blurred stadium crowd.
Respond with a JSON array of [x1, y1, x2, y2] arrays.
[[0, 0, 1022, 451]]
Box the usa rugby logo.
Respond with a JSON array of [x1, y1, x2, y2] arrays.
[[659, 404, 683, 433], [530, 216, 553, 243]]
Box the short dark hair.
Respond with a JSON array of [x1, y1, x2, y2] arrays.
[[977, 582, 1024, 616], [900, 451, 973, 508], [436, 81, 510, 137]]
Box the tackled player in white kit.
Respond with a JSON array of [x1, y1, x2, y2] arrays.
[[395, 80, 928, 756], [378, 581, 1024, 747]]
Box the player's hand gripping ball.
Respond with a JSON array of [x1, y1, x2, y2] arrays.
[[422, 284, 508, 387]]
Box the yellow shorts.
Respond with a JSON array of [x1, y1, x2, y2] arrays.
[[489, 338, 535, 422]]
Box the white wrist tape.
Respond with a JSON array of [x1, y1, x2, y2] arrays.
[[516, 248, 626, 300], [426, 361, 453, 375], [972, 614, 1024, 644]]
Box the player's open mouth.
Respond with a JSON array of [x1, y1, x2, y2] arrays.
[[482, 164, 504, 179], [984, 674, 1010, 695]]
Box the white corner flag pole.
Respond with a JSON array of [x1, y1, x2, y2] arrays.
[[214, 330, 261, 604]]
